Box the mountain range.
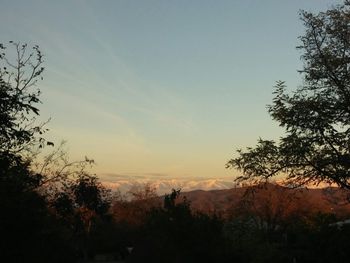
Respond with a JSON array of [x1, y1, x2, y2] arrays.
[[104, 175, 350, 219], [102, 176, 237, 195]]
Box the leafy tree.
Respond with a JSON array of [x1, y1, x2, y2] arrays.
[[0, 42, 101, 262], [52, 173, 111, 260], [0, 42, 83, 262], [0, 41, 47, 197], [0, 41, 50, 156], [227, 1, 350, 189]]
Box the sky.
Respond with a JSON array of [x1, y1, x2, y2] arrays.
[[0, 0, 343, 182]]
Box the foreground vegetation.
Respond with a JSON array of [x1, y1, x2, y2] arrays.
[[112, 184, 350, 263]]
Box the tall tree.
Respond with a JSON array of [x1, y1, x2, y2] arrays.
[[0, 42, 103, 262], [227, 1, 350, 189], [0, 42, 78, 262]]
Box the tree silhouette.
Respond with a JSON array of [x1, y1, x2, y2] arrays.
[[0, 42, 106, 262], [52, 173, 111, 260], [126, 189, 230, 263], [227, 1, 350, 189], [0, 42, 50, 155]]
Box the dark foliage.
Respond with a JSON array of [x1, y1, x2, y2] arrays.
[[0, 153, 77, 262], [0, 42, 50, 154], [227, 1, 350, 189], [127, 189, 235, 263], [0, 43, 110, 262]]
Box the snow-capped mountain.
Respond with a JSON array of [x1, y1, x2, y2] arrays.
[[101, 174, 236, 195]]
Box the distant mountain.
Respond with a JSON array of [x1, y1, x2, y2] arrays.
[[102, 176, 237, 195], [105, 176, 350, 218]]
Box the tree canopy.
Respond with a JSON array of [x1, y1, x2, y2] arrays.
[[0, 42, 49, 155], [227, 1, 350, 189]]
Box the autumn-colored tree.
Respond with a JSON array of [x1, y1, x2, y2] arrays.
[[53, 173, 111, 260], [111, 183, 160, 226]]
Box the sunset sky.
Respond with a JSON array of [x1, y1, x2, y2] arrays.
[[0, 0, 342, 181]]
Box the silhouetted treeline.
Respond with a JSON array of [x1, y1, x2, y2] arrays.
[[109, 184, 350, 263], [2, 150, 350, 262]]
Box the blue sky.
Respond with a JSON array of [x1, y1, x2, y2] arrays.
[[0, 0, 342, 179]]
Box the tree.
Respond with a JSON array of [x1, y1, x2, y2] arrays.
[[52, 173, 111, 260], [227, 1, 350, 189], [111, 183, 160, 226], [0, 41, 50, 156], [129, 189, 228, 263], [0, 42, 101, 262], [230, 183, 312, 237], [0, 42, 80, 262], [0, 41, 47, 192]]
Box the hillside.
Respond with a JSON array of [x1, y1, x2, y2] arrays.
[[179, 184, 350, 218]]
